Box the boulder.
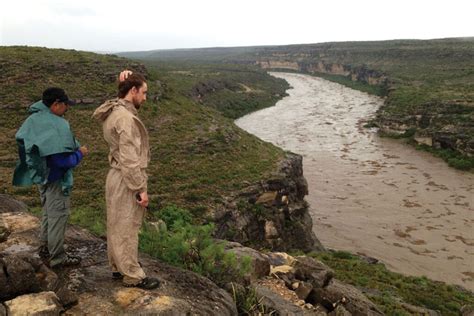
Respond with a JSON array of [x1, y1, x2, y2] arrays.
[[292, 256, 334, 288], [224, 241, 270, 281], [4, 291, 63, 316], [294, 281, 313, 301], [36, 264, 59, 291], [271, 265, 295, 288], [308, 279, 383, 315], [55, 286, 79, 308], [0, 254, 41, 301], [267, 252, 296, 266], [0, 194, 28, 213], [254, 284, 304, 315]]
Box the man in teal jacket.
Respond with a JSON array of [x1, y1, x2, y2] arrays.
[[13, 87, 88, 268]]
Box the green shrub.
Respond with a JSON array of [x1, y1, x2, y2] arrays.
[[447, 157, 474, 170], [139, 205, 251, 286], [156, 204, 193, 228]]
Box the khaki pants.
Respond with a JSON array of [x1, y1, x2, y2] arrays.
[[39, 181, 70, 267], [106, 168, 146, 285]]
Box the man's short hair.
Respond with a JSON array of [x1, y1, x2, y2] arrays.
[[42, 87, 75, 107], [118, 73, 146, 98]]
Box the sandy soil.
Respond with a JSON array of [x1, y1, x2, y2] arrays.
[[236, 72, 474, 291]]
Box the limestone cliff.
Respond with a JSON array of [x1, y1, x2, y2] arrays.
[[256, 59, 388, 88], [214, 152, 323, 252]]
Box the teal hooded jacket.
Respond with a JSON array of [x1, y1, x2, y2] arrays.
[[12, 101, 80, 195]]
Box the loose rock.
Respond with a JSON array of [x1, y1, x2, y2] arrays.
[[4, 291, 63, 316]]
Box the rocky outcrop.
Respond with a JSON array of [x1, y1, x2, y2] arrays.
[[256, 59, 388, 88], [258, 253, 384, 316], [375, 102, 474, 157], [258, 60, 300, 71], [243, 253, 385, 316], [0, 197, 237, 315], [214, 152, 323, 252]]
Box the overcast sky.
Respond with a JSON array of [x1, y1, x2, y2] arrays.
[[1, 0, 473, 52]]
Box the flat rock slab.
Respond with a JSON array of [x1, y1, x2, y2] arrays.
[[0, 201, 237, 315]]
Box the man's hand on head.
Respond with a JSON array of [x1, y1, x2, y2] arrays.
[[119, 70, 133, 82]]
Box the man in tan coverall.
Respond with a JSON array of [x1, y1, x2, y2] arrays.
[[92, 71, 159, 289]]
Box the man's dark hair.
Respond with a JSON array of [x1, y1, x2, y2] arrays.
[[118, 73, 146, 98], [42, 87, 74, 107]]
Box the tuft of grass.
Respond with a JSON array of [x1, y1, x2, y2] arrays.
[[232, 284, 275, 315]]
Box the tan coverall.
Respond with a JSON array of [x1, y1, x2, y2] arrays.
[[93, 98, 150, 285]]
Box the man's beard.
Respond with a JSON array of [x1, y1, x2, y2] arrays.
[[133, 98, 142, 109]]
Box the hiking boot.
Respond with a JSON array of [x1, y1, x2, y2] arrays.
[[51, 255, 81, 269], [112, 272, 124, 280], [38, 244, 50, 258], [124, 277, 160, 290]]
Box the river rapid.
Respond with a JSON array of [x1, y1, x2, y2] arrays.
[[235, 72, 474, 291]]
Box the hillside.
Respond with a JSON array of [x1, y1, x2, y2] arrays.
[[121, 38, 474, 169], [0, 46, 291, 234]]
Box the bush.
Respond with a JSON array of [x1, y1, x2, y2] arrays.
[[139, 205, 251, 286], [447, 157, 474, 170]]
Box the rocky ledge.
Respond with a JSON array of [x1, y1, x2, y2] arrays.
[[0, 194, 236, 315], [213, 152, 324, 252]]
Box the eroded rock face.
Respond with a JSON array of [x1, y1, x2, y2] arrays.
[[215, 152, 323, 252], [0, 200, 237, 315]]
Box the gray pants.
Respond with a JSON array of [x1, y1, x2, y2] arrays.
[[39, 181, 70, 267]]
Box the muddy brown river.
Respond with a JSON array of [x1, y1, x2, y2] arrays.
[[235, 72, 474, 291]]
